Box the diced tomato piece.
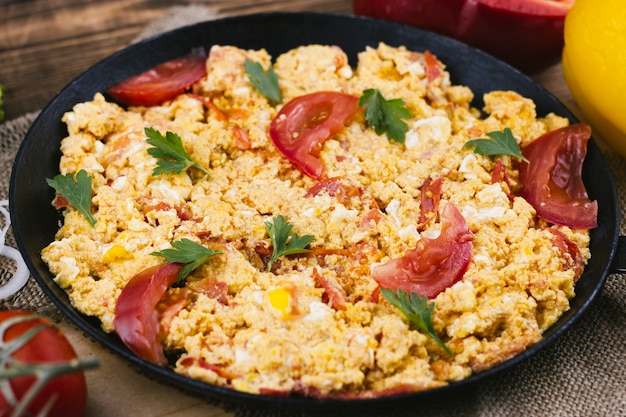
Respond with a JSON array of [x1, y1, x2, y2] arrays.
[[418, 176, 443, 229], [548, 228, 585, 281]]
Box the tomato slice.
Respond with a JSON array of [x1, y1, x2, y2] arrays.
[[107, 48, 207, 107], [372, 203, 473, 299], [113, 262, 183, 365], [269, 92, 360, 179], [519, 123, 598, 229]]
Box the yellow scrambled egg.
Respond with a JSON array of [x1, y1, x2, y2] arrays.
[[41, 43, 590, 397]]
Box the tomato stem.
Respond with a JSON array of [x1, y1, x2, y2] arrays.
[[2, 357, 100, 417], [1, 313, 100, 417]]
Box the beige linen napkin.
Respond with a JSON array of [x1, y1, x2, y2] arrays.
[[1, 5, 625, 417]]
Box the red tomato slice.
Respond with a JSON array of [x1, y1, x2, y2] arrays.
[[372, 203, 473, 299], [107, 48, 207, 107], [519, 123, 598, 229], [269, 92, 360, 179], [113, 262, 183, 365], [0, 310, 88, 417]]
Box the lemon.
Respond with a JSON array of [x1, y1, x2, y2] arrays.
[[562, 0, 626, 157]]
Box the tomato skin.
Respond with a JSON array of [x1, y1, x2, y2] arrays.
[[353, 0, 573, 73], [113, 262, 184, 365], [519, 123, 598, 229], [269, 92, 360, 179], [372, 203, 473, 299], [0, 310, 88, 417], [107, 49, 207, 107]]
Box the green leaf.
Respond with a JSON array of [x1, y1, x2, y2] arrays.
[[463, 127, 529, 163], [359, 88, 411, 143], [381, 288, 452, 355], [244, 58, 282, 104], [151, 238, 222, 282], [46, 169, 96, 226], [145, 127, 210, 176], [264, 215, 314, 272]]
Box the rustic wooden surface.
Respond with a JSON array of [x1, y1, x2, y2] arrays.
[[0, 1, 589, 416], [0, 0, 354, 120], [1, 0, 580, 122]]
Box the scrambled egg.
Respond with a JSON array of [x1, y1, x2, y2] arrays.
[[41, 43, 590, 397]]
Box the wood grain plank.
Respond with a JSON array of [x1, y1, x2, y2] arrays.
[[0, 0, 171, 118], [0, 0, 353, 120]]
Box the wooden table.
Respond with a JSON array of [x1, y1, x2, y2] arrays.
[[1, 0, 581, 122], [0, 0, 354, 120], [0, 1, 588, 416]]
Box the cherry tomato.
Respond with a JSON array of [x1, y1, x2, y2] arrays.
[[353, 0, 574, 73], [0, 310, 88, 417], [372, 203, 473, 299], [113, 262, 183, 365], [107, 48, 207, 107], [269, 92, 360, 179], [519, 123, 598, 229]]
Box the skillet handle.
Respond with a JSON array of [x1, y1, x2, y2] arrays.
[[610, 236, 626, 274]]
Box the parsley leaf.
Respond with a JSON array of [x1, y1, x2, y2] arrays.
[[151, 238, 222, 282], [46, 169, 96, 227], [381, 288, 452, 355], [359, 88, 411, 143], [145, 127, 210, 176], [244, 58, 282, 104], [264, 215, 314, 272], [463, 127, 529, 163]]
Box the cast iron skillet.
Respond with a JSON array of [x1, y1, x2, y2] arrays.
[[8, 12, 626, 414]]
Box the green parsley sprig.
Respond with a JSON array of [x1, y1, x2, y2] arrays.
[[244, 58, 282, 104], [46, 169, 96, 226], [381, 288, 452, 355], [145, 127, 210, 176], [359, 88, 411, 143], [463, 127, 529, 163], [151, 238, 222, 282], [264, 215, 314, 272]]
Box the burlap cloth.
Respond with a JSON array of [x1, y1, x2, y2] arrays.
[[1, 5, 625, 417]]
